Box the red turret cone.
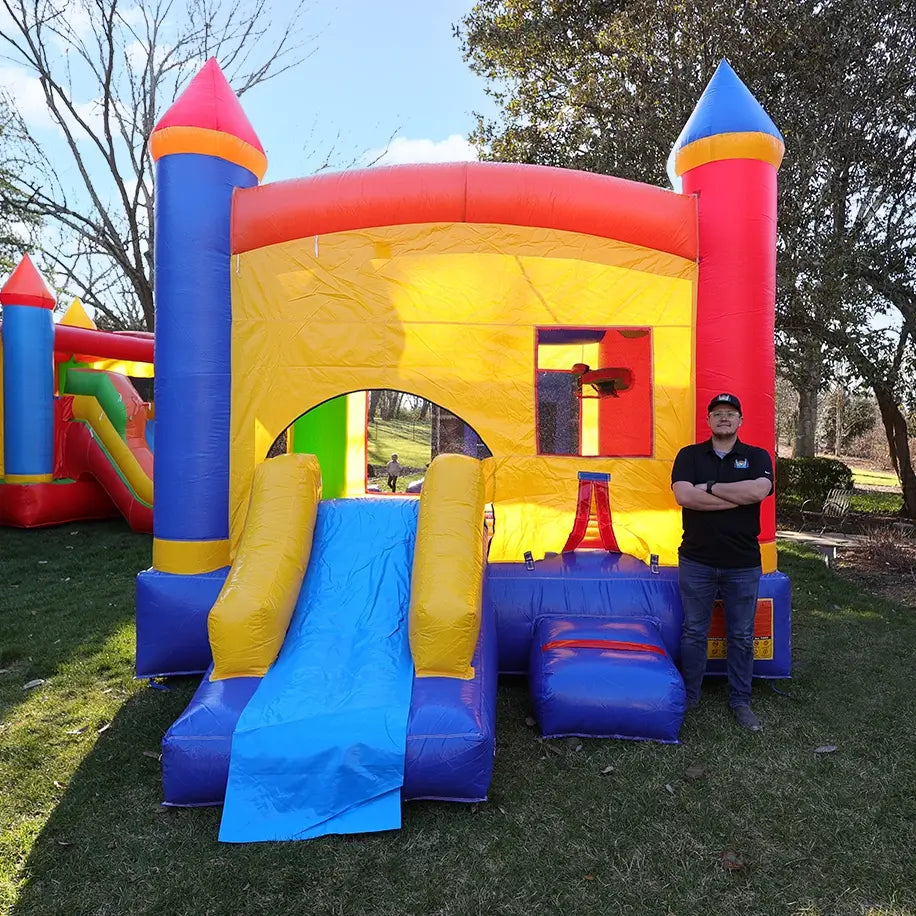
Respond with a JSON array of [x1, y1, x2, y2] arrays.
[[0, 254, 56, 309], [152, 58, 264, 153]]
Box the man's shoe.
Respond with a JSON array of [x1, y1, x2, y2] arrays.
[[732, 705, 762, 732], [685, 696, 700, 711]]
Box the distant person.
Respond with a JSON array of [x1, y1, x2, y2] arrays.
[[670, 393, 774, 732], [386, 454, 401, 492]]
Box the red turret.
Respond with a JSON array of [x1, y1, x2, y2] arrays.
[[0, 253, 55, 309]]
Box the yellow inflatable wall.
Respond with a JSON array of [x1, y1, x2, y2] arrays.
[[229, 222, 696, 566]]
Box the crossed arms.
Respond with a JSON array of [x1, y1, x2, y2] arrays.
[[672, 478, 773, 512]]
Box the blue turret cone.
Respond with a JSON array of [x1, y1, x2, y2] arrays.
[[672, 59, 783, 158]]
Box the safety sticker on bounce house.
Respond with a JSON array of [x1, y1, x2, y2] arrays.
[[706, 598, 774, 660]]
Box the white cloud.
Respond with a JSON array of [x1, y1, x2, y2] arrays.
[[367, 134, 479, 166], [46, 0, 97, 49], [0, 62, 127, 148], [118, 5, 148, 30], [125, 37, 185, 74], [0, 66, 56, 131], [5, 219, 36, 246], [124, 39, 152, 71]]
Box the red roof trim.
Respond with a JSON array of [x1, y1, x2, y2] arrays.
[[230, 162, 698, 260]]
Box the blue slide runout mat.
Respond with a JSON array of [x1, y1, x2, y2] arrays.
[[219, 498, 418, 842]]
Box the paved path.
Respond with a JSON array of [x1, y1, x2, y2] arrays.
[[777, 529, 862, 548], [776, 529, 862, 567]]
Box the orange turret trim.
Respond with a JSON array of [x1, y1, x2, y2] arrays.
[[674, 131, 784, 177], [0, 254, 55, 309], [151, 58, 265, 177], [150, 126, 267, 180]]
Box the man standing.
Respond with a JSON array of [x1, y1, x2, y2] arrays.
[[671, 393, 774, 731]]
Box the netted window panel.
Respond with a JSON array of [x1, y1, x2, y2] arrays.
[[536, 327, 653, 458]]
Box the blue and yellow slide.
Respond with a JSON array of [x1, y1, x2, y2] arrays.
[[160, 453, 497, 841]]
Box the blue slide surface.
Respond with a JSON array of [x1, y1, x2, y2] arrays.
[[219, 498, 418, 842]]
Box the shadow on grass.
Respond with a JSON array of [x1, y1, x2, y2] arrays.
[[10, 545, 916, 916], [10, 678, 204, 915], [0, 521, 151, 706]]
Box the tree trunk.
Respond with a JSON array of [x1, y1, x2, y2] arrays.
[[791, 343, 822, 457], [368, 390, 381, 422], [834, 387, 844, 456], [139, 275, 155, 332], [380, 390, 396, 421], [874, 386, 916, 519], [794, 386, 818, 457], [431, 405, 442, 458]]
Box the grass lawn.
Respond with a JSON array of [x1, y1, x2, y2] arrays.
[[850, 489, 903, 515], [2, 524, 916, 915], [367, 416, 431, 470], [778, 487, 903, 518], [851, 467, 899, 488]]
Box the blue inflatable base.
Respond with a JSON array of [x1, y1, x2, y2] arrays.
[[141, 552, 791, 682], [405, 586, 497, 802], [136, 567, 229, 678], [530, 615, 686, 743], [162, 597, 497, 808], [487, 552, 791, 678]]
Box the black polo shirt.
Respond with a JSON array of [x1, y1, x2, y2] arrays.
[[670, 437, 774, 568]]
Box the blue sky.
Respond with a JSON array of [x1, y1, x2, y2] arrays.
[[0, 0, 500, 311], [242, 1, 498, 181], [0, 0, 498, 183]]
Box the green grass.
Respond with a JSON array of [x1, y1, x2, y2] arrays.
[[367, 416, 431, 469], [850, 489, 903, 515], [852, 468, 899, 488], [778, 487, 903, 517], [3, 526, 916, 915]]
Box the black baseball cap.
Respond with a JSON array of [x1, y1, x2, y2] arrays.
[[707, 393, 742, 414]]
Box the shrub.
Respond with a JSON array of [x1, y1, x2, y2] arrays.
[[776, 456, 853, 501], [858, 523, 916, 571]]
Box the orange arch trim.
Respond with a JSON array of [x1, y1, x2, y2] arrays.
[[674, 131, 784, 176], [150, 126, 267, 180], [231, 161, 698, 259]]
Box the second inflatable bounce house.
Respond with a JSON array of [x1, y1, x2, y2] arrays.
[[133, 58, 790, 842], [0, 268, 155, 532]]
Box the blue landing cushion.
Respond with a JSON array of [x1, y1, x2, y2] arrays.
[[530, 616, 686, 743]]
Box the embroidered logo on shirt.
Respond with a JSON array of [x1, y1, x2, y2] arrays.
[[734, 458, 749, 469]]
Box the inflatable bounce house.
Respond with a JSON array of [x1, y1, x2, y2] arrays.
[[0, 264, 154, 532], [133, 57, 790, 842]]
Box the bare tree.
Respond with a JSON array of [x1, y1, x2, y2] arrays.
[[0, 99, 38, 273], [0, 0, 316, 329]]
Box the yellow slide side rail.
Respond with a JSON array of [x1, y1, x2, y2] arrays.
[[209, 454, 321, 680], [70, 395, 153, 504], [409, 454, 486, 680]]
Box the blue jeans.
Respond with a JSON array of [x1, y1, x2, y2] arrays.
[[678, 555, 762, 708]]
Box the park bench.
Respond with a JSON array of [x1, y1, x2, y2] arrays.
[[800, 487, 852, 534]]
